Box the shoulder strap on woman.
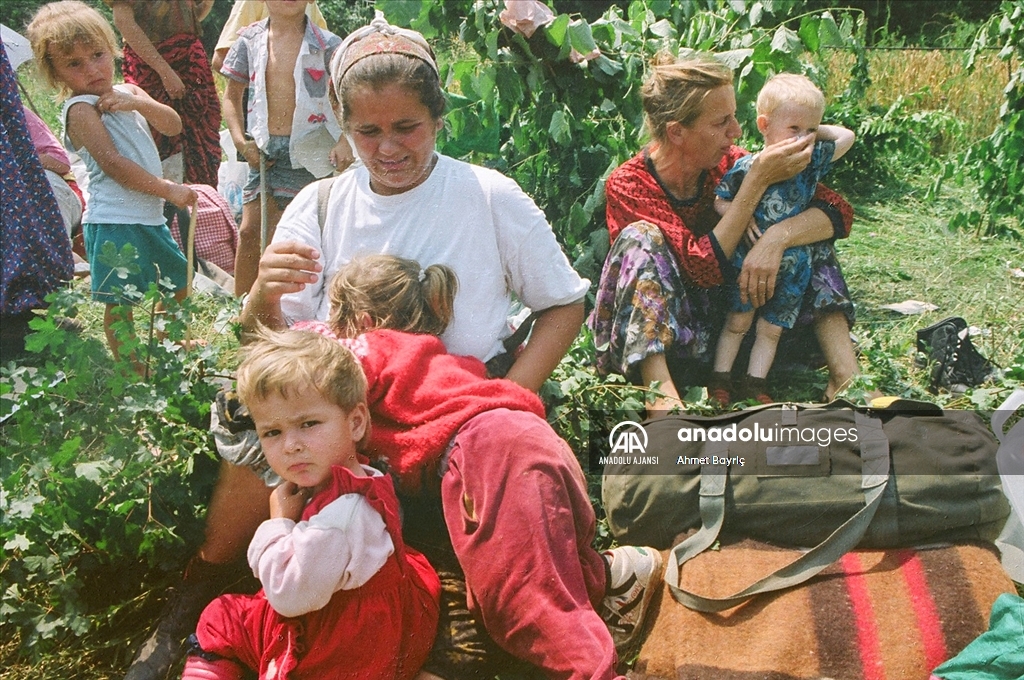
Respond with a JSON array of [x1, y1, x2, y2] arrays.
[[316, 176, 335, 237]]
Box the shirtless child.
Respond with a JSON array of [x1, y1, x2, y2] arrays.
[[221, 0, 351, 296]]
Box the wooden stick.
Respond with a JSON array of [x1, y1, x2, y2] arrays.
[[185, 197, 197, 348], [186, 197, 197, 296], [259, 150, 269, 253]]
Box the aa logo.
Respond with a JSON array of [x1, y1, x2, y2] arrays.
[[608, 421, 648, 455]]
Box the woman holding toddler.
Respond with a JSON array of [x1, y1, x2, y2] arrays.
[[590, 52, 861, 412]]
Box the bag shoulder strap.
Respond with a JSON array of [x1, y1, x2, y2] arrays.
[[316, 176, 336, 237], [664, 412, 891, 612]]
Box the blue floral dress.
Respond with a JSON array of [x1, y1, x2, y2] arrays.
[[716, 140, 837, 329], [0, 42, 74, 353]]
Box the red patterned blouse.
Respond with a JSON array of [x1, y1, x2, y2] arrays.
[[605, 146, 853, 289]]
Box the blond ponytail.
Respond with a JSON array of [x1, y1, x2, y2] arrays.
[[328, 255, 458, 337]]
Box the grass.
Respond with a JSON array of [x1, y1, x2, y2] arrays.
[[840, 182, 1023, 383], [823, 49, 1012, 147]]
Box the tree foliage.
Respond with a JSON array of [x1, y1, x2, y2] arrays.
[[948, 0, 1024, 234], [379, 0, 871, 285]]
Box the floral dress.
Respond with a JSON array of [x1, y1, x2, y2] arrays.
[[588, 146, 855, 386], [0, 43, 73, 355]]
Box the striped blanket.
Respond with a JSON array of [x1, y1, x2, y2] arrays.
[[631, 540, 1016, 680]]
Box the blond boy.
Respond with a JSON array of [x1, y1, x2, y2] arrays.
[[711, 73, 855, 404]]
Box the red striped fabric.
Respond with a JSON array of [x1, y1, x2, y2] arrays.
[[842, 552, 886, 680], [899, 549, 949, 670]]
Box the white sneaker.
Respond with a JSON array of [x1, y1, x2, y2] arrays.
[[599, 545, 663, 654]]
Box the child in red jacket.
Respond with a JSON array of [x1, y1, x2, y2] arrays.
[[183, 328, 439, 680], [290, 254, 663, 678]]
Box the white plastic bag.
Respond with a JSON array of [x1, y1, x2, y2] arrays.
[[217, 129, 248, 222], [994, 389, 1024, 583]]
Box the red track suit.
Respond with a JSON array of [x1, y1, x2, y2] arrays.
[[194, 465, 440, 679]]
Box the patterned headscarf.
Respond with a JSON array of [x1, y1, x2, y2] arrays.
[[331, 10, 438, 88]]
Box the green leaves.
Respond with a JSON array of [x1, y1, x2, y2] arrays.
[[952, 0, 1024, 235], [410, 0, 865, 283], [549, 109, 572, 145], [770, 25, 802, 54], [1, 275, 224, 653], [567, 20, 599, 56]]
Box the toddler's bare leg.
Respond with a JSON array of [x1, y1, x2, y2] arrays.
[[747, 316, 783, 379], [714, 309, 755, 373]]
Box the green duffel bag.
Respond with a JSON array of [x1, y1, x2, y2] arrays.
[[601, 399, 1011, 612]]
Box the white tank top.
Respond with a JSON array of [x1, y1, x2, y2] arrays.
[[61, 85, 165, 225]]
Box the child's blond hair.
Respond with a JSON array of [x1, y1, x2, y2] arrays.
[[237, 328, 367, 415], [26, 0, 121, 97], [756, 73, 824, 118], [328, 255, 458, 338]]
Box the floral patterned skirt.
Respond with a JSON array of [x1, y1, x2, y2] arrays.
[[588, 221, 855, 386]]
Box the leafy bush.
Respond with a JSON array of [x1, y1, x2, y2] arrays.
[[947, 0, 1024, 235], [827, 93, 965, 196], [0, 275, 235, 652], [378, 0, 869, 285]]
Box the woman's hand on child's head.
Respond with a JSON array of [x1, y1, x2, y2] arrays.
[[165, 182, 198, 209], [270, 481, 311, 521]]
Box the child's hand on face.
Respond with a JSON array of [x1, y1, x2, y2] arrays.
[[96, 89, 140, 114], [270, 481, 311, 521], [165, 182, 198, 209]]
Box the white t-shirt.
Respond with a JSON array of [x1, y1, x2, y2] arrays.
[[275, 154, 589, 361]]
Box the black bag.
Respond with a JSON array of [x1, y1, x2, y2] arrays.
[[916, 316, 998, 392], [601, 400, 1010, 612]]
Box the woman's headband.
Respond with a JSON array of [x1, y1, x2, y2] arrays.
[[332, 11, 438, 85]]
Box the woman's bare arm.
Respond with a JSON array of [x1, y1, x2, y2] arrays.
[[504, 302, 584, 393], [111, 2, 185, 99], [738, 206, 835, 309]]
